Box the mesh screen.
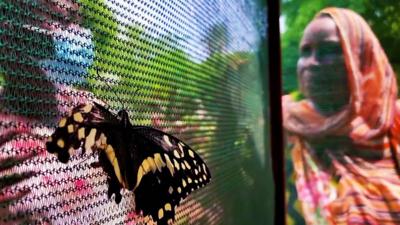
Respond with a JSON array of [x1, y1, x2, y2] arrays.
[[0, 0, 271, 224]]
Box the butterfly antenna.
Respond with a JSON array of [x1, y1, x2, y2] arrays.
[[131, 87, 141, 115], [96, 68, 126, 109]]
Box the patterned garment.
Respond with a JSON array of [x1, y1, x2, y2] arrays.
[[283, 7, 400, 225]]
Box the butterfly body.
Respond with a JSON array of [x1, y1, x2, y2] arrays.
[[46, 102, 211, 224]]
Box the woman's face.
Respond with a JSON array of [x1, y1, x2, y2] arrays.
[[297, 16, 349, 116]]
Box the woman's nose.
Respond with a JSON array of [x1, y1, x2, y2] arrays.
[[306, 51, 320, 67]]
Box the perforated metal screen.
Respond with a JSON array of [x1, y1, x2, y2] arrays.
[[0, 0, 272, 224]]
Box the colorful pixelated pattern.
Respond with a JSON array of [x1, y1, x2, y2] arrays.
[[0, 0, 270, 224]]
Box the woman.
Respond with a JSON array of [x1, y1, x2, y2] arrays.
[[283, 7, 400, 225]]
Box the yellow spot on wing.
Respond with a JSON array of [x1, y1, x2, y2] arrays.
[[154, 153, 166, 171], [173, 150, 181, 159], [182, 179, 187, 187], [184, 160, 191, 169], [135, 166, 145, 190], [165, 203, 172, 211], [158, 208, 164, 219], [168, 186, 173, 194], [188, 177, 192, 184], [105, 145, 116, 161], [105, 145, 125, 187], [163, 135, 173, 147], [59, 118, 67, 127], [188, 149, 195, 158], [113, 161, 124, 187], [96, 133, 107, 149], [202, 164, 208, 175], [73, 112, 84, 123], [84, 129, 97, 152], [101, 134, 107, 145], [141, 159, 151, 173], [146, 157, 157, 173], [173, 159, 180, 170], [164, 154, 174, 176], [57, 139, 65, 148], [82, 104, 93, 113], [177, 187, 182, 193], [178, 142, 184, 152], [78, 127, 85, 140], [67, 124, 74, 133]]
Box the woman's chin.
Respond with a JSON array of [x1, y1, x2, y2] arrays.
[[310, 99, 348, 116]]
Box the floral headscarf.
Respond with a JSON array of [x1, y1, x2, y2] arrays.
[[284, 7, 398, 146]]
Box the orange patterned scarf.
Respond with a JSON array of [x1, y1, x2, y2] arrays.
[[283, 7, 400, 225]]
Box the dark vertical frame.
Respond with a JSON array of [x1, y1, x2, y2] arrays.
[[266, 1, 285, 225]]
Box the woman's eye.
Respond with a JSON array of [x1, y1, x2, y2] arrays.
[[300, 46, 311, 57], [318, 43, 342, 58]]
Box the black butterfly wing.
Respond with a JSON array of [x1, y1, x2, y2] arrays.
[[46, 102, 120, 162], [46, 103, 212, 224], [46, 102, 129, 202], [128, 127, 211, 224]]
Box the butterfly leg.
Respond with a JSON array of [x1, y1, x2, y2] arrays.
[[90, 161, 101, 168]]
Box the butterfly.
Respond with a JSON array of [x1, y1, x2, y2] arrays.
[[46, 102, 211, 225]]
